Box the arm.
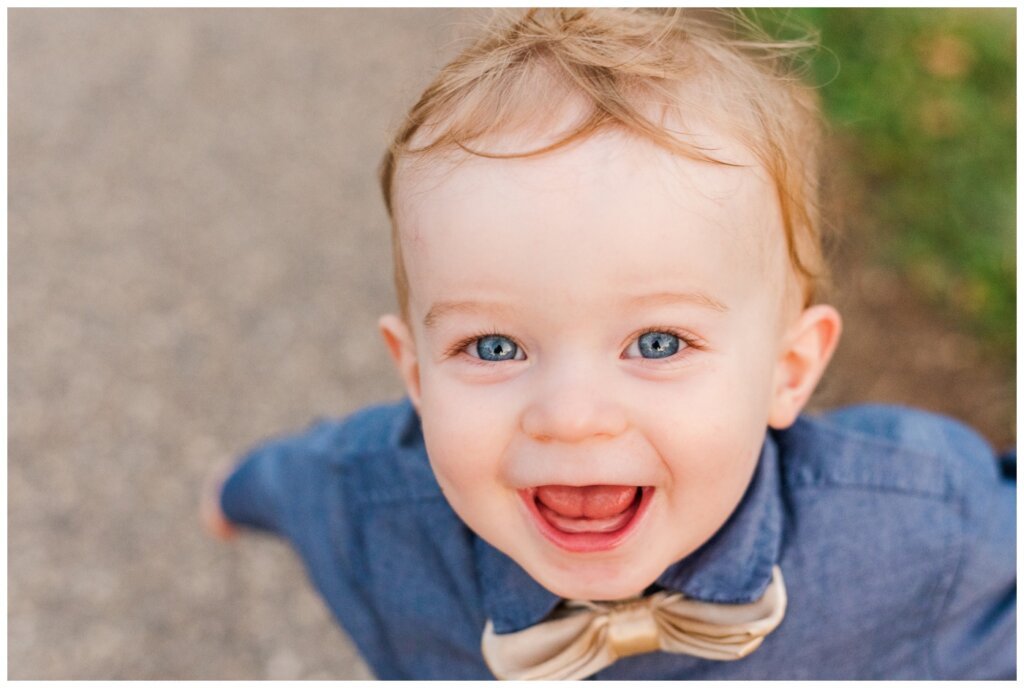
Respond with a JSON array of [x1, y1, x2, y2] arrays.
[[197, 427, 313, 541], [198, 417, 352, 541]]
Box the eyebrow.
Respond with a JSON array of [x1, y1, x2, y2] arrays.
[[423, 291, 726, 330], [626, 290, 729, 313], [423, 301, 521, 330]]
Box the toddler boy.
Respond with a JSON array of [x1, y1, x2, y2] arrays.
[[204, 9, 1014, 679]]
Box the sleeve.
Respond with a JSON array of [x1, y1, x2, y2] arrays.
[[219, 421, 335, 537], [930, 423, 1016, 679]]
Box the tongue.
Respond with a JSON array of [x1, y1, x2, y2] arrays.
[[536, 485, 638, 519]]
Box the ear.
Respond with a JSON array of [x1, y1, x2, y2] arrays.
[[378, 313, 422, 410], [768, 304, 842, 429]]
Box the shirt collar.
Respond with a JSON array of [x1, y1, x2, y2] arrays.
[[476, 431, 784, 633]]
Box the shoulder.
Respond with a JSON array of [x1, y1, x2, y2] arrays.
[[264, 397, 441, 501], [232, 400, 410, 481], [774, 403, 1002, 501], [325, 398, 442, 503], [247, 397, 422, 465], [225, 398, 438, 526], [322, 397, 422, 454], [770, 405, 1014, 677]]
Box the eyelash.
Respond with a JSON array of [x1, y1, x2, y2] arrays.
[[444, 327, 704, 365]]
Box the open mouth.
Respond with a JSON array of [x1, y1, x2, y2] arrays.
[[519, 484, 654, 553]]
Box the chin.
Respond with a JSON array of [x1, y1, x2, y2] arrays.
[[531, 559, 662, 602]]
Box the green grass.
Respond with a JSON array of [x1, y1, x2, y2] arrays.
[[768, 8, 1015, 356]]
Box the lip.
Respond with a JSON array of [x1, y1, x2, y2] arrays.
[[518, 486, 654, 553]]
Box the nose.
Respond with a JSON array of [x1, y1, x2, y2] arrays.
[[519, 364, 629, 443]]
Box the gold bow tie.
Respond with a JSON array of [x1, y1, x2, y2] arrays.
[[482, 565, 786, 680]]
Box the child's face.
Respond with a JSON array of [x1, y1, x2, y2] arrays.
[[383, 127, 839, 601]]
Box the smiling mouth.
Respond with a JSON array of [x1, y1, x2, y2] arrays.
[[519, 485, 654, 553]]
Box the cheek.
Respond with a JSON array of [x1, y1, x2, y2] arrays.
[[418, 374, 517, 497], [633, 360, 770, 493]]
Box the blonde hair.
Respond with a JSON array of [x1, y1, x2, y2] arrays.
[[380, 8, 826, 321]]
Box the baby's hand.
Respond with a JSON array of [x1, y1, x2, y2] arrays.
[[200, 462, 238, 541]]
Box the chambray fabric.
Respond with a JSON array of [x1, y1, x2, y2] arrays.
[[221, 399, 1016, 680]]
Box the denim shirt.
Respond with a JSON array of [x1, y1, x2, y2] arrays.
[[221, 400, 1016, 680]]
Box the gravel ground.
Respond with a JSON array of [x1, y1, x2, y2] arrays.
[[8, 9, 1014, 680]]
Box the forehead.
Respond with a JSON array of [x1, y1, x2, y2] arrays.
[[393, 127, 787, 321]]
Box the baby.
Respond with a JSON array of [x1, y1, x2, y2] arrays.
[[202, 9, 1015, 680]]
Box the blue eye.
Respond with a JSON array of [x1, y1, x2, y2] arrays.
[[636, 331, 680, 359], [475, 335, 520, 361]]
